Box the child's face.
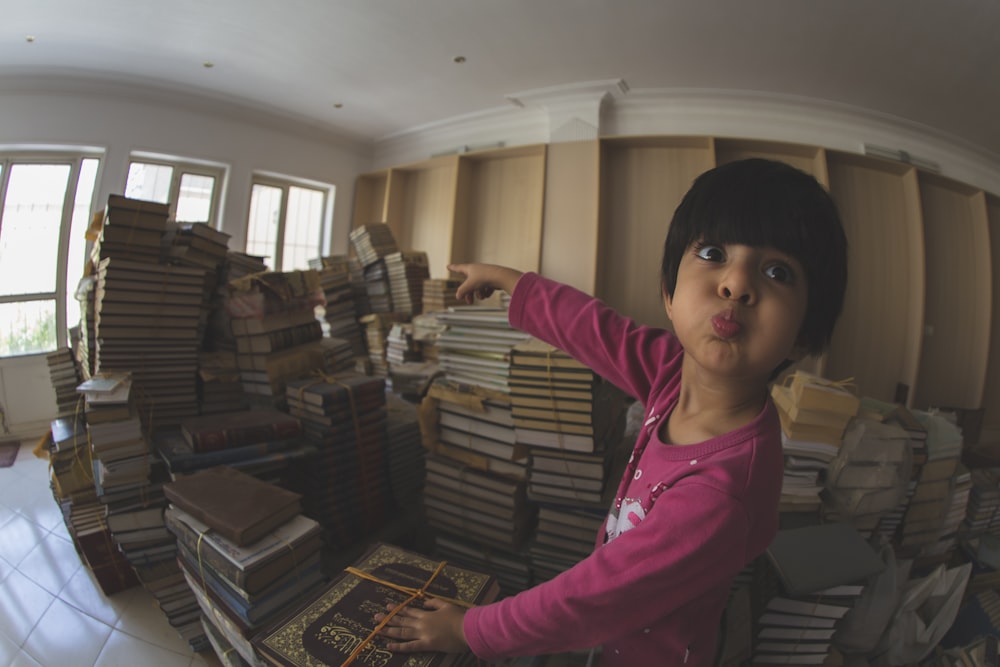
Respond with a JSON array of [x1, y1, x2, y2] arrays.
[[664, 241, 808, 384]]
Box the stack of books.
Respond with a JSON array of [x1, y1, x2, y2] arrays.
[[93, 256, 211, 424], [347, 256, 372, 319], [823, 417, 911, 532], [384, 392, 427, 509], [384, 250, 430, 316], [422, 278, 463, 313], [253, 542, 500, 667], [163, 466, 325, 665], [163, 222, 231, 272], [348, 222, 399, 268], [285, 373, 393, 551], [362, 259, 393, 313], [230, 306, 327, 409], [78, 374, 152, 497], [963, 468, 1000, 538], [411, 311, 448, 363], [435, 306, 530, 392], [311, 256, 366, 357], [771, 372, 860, 516], [48, 415, 140, 596], [197, 349, 248, 415], [750, 522, 885, 665], [93, 194, 170, 264], [45, 347, 83, 417], [510, 338, 626, 457], [529, 504, 606, 583], [359, 312, 395, 376]]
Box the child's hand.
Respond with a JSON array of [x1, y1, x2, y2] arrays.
[[447, 263, 523, 304], [374, 597, 469, 654]]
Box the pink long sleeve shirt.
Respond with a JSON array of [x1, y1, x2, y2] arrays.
[[463, 272, 784, 666]]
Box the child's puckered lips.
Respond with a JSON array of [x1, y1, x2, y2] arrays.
[[711, 309, 743, 339]]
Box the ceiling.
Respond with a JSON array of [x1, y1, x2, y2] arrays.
[[3, 0, 999, 159]]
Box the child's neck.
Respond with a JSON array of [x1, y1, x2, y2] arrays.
[[664, 373, 768, 446]]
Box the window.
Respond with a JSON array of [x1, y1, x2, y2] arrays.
[[0, 154, 100, 356], [124, 155, 225, 226], [246, 175, 333, 271]]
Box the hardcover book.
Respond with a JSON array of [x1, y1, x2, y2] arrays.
[[179, 408, 302, 453], [164, 466, 303, 545], [253, 542, 499, 667]]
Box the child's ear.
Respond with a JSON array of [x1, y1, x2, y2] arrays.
[[662, 283, 674, 322]]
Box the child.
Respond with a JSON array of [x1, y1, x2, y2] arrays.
[[376, 158, 848, 666]]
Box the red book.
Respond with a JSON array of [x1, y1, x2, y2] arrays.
[[179, 408, 301, 453]]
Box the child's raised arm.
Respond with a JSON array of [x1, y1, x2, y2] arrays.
[[447, 263, 523, 304]]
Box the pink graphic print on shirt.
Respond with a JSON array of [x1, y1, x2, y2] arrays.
[[605, 497, 646, 541]]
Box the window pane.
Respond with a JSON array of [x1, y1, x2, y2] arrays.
[[247, 184, 282, 269], [281, 185, 325, 271], [0, 300, 57, 356], [66, 158, 99, 332], [176, 173, 215, 223], [125, 162, 172, 204], [0, 163, 70, 296]]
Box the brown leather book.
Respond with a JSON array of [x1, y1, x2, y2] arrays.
[[164, 466, 302, 546]]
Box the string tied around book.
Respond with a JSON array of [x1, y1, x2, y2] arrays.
[[782, 372, 857, 394], [339, 560, 477, 667]]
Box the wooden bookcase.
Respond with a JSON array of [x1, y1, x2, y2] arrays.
[[358, 136, 1000, 439]]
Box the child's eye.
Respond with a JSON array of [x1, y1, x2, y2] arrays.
[[764, 263, 794, 283], [694, 244, 724, 262]]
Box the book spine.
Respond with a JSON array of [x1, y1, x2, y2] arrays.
[[164, 509, 245, 586]]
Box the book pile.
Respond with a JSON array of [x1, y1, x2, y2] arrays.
[[410, 311, 448, 363], [285, 373, 394, 551], [529, 504, 606, 583], [163, 221, 231, 272], [385, 250, 430, 316], [78, 373, 209, 649], [917, 464, 973, 567], [435, 306, 530, 392], [823, 417, 911, 533], [163, 466, 325, 665], [94, 256, 211, 424], [938, 612, 1000, 666], [510, 338, 626, 457], [962, 468, 1000, 538], [47, 415, 140, 596], [771, 372, 860, 516], [360, 312, 395, 376], [348, 222, 399, 268], [226, 251, 269, 280], [750, 522, 885, 666], [897, 412, 964, 555], [77, 271, 98, 377], [959, 532, 1000, 597], [422, 278, 463, 313], [348, 256, 372, 318], [253, 541, 500, 667], [362, 259, 393, 313], [92, 194, 170, 264], [384, 392, 428, 509], [230, 306, 328, 409], [312, 256, 366, 357], [197, 349, 248, 415], [153, 426, 313, 481], [386, 322, 422, 368], [45, 347, 83, 417], [419, 378, 536, 592]]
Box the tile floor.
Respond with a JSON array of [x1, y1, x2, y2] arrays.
[[0, 439, 222, 667]]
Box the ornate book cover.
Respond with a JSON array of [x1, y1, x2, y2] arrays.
[[253, 542, 499, 667]]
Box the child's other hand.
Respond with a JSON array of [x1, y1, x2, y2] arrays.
[[447, 263, 523, 304], [374, 597, 468, 654]]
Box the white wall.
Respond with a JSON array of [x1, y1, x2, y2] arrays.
[[0, 78, 375, 438]]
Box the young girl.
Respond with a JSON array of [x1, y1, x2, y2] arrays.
[[376, 158, 848, 666]]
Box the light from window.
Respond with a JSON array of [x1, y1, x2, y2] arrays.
[[66, 159, 99, 333], [125, 162, 172, 204], [282, 186, 325, 271], [0, 164, 69, 296], [0, 300, 57, 356], [176, 173, 215, 223], [246, 183, 283, 267]]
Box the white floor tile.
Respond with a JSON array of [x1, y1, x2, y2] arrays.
[[60, 566, 138, 628], [115, 588, 192, 655], [96, 630, 193, 667], [22, 598, 113, 667], [0, 570, 54, 646], [8, 650, 43, 667], [0, 476, 35, 515], [0, 628, 21, 666], [17, 530, 83, 596], [17, 490, 65, 533], [0, 514, 48, 567]]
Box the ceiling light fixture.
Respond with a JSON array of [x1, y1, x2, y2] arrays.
[[333, 103, 343, 109], [453, 56, 466, 64], [25, 35, 36, 43], [203, 61, 214, 69]]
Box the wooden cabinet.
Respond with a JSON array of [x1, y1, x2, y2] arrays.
[[356, 136, 1000, 439]]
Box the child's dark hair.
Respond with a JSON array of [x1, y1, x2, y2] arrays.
[[661, 158, 848, 357]]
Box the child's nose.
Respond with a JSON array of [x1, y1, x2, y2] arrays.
[[719, 266, 756, 304]]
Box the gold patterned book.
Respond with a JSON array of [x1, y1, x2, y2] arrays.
[[253, 542, 500, 666]]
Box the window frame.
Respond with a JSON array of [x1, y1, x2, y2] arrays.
[[125, 153, 226, 227], [246, 173, 334, 272], [0, 149, 104, 356]]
